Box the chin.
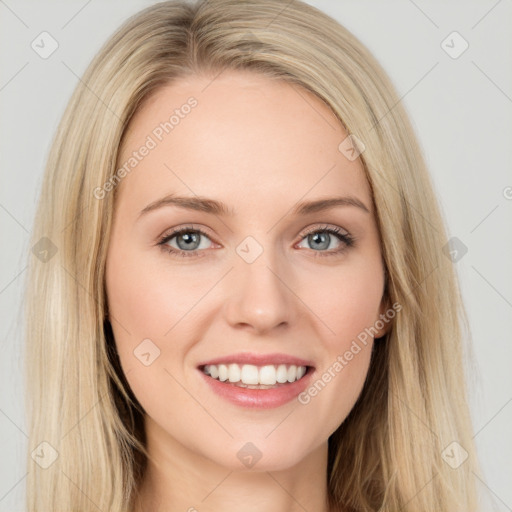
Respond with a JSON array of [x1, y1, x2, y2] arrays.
[[203, 435, 321, 473]]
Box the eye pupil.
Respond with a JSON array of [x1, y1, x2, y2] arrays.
[[162, 226, 349, 258], [309, 232, 330, 250], [177, 231, 200, 250]]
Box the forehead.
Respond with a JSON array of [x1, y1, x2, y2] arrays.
[[115, 70, 370, 215]]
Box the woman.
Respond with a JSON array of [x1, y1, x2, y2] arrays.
[[24, 0, 481, 510]]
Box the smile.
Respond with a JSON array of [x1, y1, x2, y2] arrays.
[[201, 363, 309, 388]]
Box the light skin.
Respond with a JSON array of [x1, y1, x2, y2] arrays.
[[105, 69, 390, 512]]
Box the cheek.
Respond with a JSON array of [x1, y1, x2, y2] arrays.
[[104, 245, 175, 371], [105, 249, 190, 420], [105, 247, 203, 351], [294, 258, 383, 425], [303, 254, 384, 344]]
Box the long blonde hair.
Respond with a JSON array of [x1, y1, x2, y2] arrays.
[[24, 0, 481, 510]]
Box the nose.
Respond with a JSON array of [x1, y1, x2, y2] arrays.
[[223, 253, 298, 335]]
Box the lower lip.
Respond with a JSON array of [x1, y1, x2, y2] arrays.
[[198, 368, 315, 409]]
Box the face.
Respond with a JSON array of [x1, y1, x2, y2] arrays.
[[105, 70, 389, 472]]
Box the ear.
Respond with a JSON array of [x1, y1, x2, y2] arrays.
[[373, 296, 394, 340]]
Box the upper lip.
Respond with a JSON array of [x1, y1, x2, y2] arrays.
[[197, 352, 315, 368]]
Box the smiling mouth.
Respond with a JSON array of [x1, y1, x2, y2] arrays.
[[199, 363, 311, 389]]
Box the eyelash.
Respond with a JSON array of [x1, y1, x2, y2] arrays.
[[157, 224, 355, 259]]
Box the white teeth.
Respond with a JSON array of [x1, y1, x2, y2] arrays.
[[209, 365, 219, 379], [259, 365, 276, 385], [241, 364, 259, 385], [218, 364, 228, 382], [276, 364, 288, 383], [228, 363, 241, 383], [202, 363, 308, 386]]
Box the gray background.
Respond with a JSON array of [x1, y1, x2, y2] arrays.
[[1, 0, 511, 510]]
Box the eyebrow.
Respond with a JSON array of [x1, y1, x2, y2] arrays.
[[138, 194, 370, 219]]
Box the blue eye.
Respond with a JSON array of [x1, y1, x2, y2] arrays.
[[158, 226, 213, 258], [158, 224, 355, 259], [296, 225, 354, 257]]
